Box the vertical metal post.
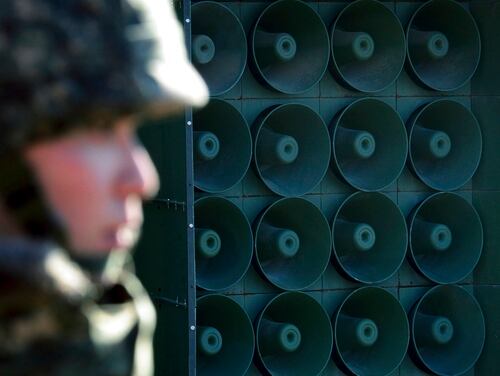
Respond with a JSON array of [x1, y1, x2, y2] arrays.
[[181, 0, 196, 374]]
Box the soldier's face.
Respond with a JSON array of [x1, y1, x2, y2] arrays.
[[23, 118, 160, 256]]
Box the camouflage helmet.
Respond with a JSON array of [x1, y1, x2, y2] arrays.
[[0, 0, 208, 242], [0, 0, 208, 151]]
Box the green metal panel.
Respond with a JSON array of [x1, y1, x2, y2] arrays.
[[135, 116, 193, 376], [470, 3, 500, 373], [474, 285, 500, 376], [135, 0, 500, 374]]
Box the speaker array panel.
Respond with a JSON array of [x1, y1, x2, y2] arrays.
[[192, 0, 481, 96], [192, 1, 485, 375]]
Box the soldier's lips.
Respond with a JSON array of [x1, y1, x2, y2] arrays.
[[102, 224, 140, 251]]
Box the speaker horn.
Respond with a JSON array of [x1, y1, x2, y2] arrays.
[[333, 287, 409, 376], [254, 103, 331, 197], [409, 192, 483, 284], [194, 99, 252, 193], [191, 1, 247, 96], [195, 197, 253, 291], [251, 0, 330, 94], [406, 0, 481, 92], [332, 192, 407, 284], [330, 0, 406, 93], [331, 98, 408, 192], [408, 99, 482, 191], [410, 285, 485, 376], [256, 291, 333, 376], [197, 294, 254, 376], [254, 197, 331, 291]]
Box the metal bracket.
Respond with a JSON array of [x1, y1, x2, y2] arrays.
[[151, 295, 188, 309], [149, 198, 187, 212]]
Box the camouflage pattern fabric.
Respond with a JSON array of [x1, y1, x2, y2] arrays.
[[0, 0, 149, 151], [0, 238, 156, 376], [0, 0, 208, 153]]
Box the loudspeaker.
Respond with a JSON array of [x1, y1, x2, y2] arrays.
[[333, 287, 409, 376], [254, 197, 331, 291], [409, 192, 483, 284], [406, 0, 481, 91], [330, 0, 406, 93], [191, 1, 247, 96], [408, 99, 482, 191], [251, 0, 330, 94], [410, 285, 485, 376], [332, 192, 408, 284], [254, 103, 331, 197], [331, 98, 408, 192], [256, 291, 333, 376], [195, 197, 253, 291], [194, 99, 252, 193], [197, 294, 254, 376]]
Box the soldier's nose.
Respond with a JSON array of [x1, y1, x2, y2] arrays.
[[117, 141, 160, 200]]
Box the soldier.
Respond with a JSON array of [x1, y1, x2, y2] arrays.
[[0, 0, 207, 375]]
